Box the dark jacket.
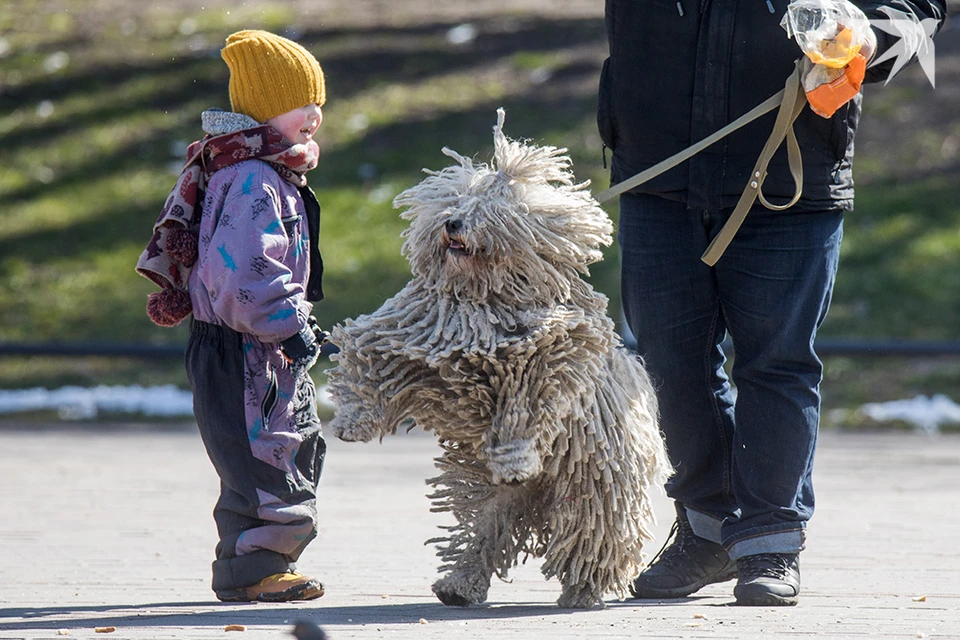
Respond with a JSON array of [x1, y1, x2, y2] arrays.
[[599, 0, 946, 211]]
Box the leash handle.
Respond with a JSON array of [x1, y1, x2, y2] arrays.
[[594, 85, 787, 204], [701, 62, 807, 265], [594, 60, 809, 265]]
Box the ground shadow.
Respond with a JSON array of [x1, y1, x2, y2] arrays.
[[606, 596, 735, 608], [0, 599, 592, 631]]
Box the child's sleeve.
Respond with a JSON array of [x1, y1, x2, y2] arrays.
[[198, 166, 310, 344]]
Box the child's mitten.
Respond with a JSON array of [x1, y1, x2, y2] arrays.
[[280, 324, 321, 373], [307, 315, 331, 347]]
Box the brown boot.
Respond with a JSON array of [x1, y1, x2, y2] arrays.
[[216, 571, 324, 603]]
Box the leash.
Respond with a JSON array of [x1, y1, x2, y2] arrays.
[[594, 60, 808, 265]]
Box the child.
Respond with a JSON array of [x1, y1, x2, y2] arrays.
[[136, 29, 329, 602]]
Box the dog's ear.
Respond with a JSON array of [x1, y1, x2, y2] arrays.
[[491, 108, 573, 187], [393, 149, 475, 217], [441, 146, 472, 170]]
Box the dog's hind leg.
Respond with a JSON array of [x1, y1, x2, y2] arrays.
[[430, 506, 498, 606], [550, 524, 616, 609], [542, 447, 643, 609], [431, 545, 495, 607], [431, 501, 526, 607], [557, 582, 606, 610], [548, 495, 611, 610], [428, 454, 532, 607]]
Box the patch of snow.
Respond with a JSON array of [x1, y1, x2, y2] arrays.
[[446, 23, 477, 45], [858, 394, 960, 435], [44, 51, 70, 74], [3, 384, 953, 433], [0, 385, 336, 421], [36, 100, 55, 119]]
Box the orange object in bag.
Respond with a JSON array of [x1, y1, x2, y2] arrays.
[[805, 26, 862, 67], [804, 52, 867, 118]]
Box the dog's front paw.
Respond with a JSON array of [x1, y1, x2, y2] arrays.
[[328, 408, 379, 442], [486, 438, 542, 485]]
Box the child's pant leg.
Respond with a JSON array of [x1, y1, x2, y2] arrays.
[[185, 320, 326, 592]]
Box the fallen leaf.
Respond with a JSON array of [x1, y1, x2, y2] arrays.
[[94, 627, 116, 634], [57, 631, 69, 636], [224, 625, 246, 632], [912, 595, 927, 602]]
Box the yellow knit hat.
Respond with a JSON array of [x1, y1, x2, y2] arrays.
[[221, 29, 326, 123]]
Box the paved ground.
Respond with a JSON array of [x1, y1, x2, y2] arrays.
[[1, 425, 958, 639]]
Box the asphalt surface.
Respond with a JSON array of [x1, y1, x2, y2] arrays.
[[1, 426, 958, 639]]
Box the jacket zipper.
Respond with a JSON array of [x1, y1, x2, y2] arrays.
[[261, 367, 279, 430]]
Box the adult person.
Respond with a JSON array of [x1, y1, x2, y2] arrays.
[[598, 0, 946, 606]]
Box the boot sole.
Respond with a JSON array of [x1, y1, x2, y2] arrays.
[[630, 568, 738, 599], [733, 584, 798, 607], [216, 582, 324, 603], [258, 583, 324, 602]]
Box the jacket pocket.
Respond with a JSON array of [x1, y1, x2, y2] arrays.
[[597, 56, 616, 152], [261, 366, 279, 430], [281, 214, 301, 240], [830, 103, 852, 162]]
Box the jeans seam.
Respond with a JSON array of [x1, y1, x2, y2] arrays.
[[704, 300, 731, 499]]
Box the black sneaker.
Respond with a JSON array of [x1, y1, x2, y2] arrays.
[[733, 553, 801, 606], [630, 509, 737, 599]]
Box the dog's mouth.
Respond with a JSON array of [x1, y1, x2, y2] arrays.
[[442, 231, 473, 257]]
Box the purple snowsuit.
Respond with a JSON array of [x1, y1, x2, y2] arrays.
[[185, 157, 326, 593]]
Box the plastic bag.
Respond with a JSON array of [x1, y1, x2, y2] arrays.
[[780, 0, 872, 68], [781, 0, 871, 117], [799, 53, 866, 117]]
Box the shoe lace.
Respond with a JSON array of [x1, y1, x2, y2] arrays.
[[646, 517, 696, 570], [738, 553, 793, 580]]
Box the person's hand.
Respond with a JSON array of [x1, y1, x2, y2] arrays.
[[280, 323, 321, 374], [800, 51, 867, 118], [860, 25, 878, 63], [781, 0, 874, 117], [307, 315, 331, 347]]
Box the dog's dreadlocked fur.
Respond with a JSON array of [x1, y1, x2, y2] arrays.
[[327, 109, 671, 609]]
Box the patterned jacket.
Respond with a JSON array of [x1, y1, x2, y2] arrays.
[[188, 158, 320, 345]]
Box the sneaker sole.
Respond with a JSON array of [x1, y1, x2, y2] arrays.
[[215, 589, 252, 603], [733, 584, 798, 607], [630, 568, 738, 599], [216, 582, 325, 603], [257, 583, 324, 603]]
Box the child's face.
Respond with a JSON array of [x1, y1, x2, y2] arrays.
[[266, 103, 323, 145]]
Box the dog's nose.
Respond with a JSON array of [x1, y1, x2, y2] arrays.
[[445, 219, 462, 234]]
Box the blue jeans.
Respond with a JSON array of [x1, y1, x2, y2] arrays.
[[618, 192, 843, 559]]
